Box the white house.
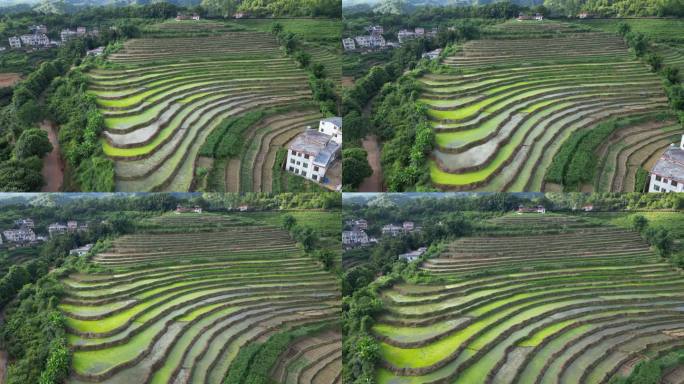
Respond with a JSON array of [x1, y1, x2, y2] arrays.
[[342, 38, 356, 51], [317, 117, 342, 144], [399, 247, 427, 262], [382, 224, 403, 236], [367, 25, 384, 35], [176, 205, 203, 213], [286, 127, 340, 183], [342, 230, 369, 245], [87, 46, 105, 56], [20, 33, 49, 47], [415, 27, 425, 36], [15, 218, 34, 228], [60, 29, 77, 42], [176, 13, 200, 21], [48, 223, 68, 237], [70, 244, 93, 257], [397, 30, 415, 44], [422, 48, 442, 60], [29, 25, 48, 34], [403, 221, 415, 231], [76, 27, 87, 36], [3, 228, 36, 243], [8, 36, 21, 49], [649, 135, 684, 192], [517, 205, 546, 214]]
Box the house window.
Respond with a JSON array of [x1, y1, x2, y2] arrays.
[[334, 134, 338, 138], [304, 154, 309, 159], [671, 180, 677, 187], [298, 152, 302, 157], [303, 163, 308, 168], [291, 150, 296, 156], [289, 166, 294, 171], [654, 185, 660, 191], [296, 161, 301, 166], [290, 159, 295, 164], [314, 166, 319, 171], [655, 175, 661, 182], [295, 169, 299, 175], [312, 175, 318, 180]]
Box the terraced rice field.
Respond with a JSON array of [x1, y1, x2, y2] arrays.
[[593, 117, 681, 192], [89, 22, 313, 191], [423, 22, 670, 191], [371, 213, 684, 384], [270, 329, 342, 384], [58, 212, 340, 383]]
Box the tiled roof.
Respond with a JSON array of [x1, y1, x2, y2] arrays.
[[651, 144, 684, 183]]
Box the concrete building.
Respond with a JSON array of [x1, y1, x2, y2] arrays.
[[8, 36, 21, 49], [342, 38, 356, 51], [398, 247, 427, 262], [176, 205, 203, 213], [422, 48, 442, 60], [3, 228, 36, 243], [76, 27, 87, 36], [649, 135, 684, 192], [403, 221, 415, 231], [48, 223, 68, 237], [317, 117, 342, 144], [382, 224, 403, 236], [176, 13, 200, 21], [29, 25, 48, 34], [87, 47, 105, 56], [70, 244, 93, 257], [15, 218, 34, 229], [60, 29, 78, 42], [342, 230, 369, 246], [517, 205, 546, 214], [286, 127, 340, 183]]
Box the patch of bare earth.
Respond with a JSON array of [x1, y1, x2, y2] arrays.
[[358, 135, 383, 192], [0, 73, 21, 88], [341, 76, 354, 87], [40, 120, 64, 192]]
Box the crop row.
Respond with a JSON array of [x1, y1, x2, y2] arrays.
[[61, 214, 340, 384], [370, 215, 682, 384]]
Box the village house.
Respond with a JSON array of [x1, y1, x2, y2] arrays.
[[403, 221, 415, 231], [60, 29, 78, 42], [76, 27, 87, 36], [367, 25, 384, 35], [342, 38, 356, 51], [87, 47, 105, 56], [578, 12, 591, 18], [649, 135, 684, 192], [422, 48, 442, 60], [233, 12, 245, 18], [29, 25, 48, 34], [176, 13, 200, 21], [342, 229, 369, 246], [15, 218, 34, 229], [382, 224, 403, 236], [70, 244, 93, 257], [3, 228, 36, 243], [67, 220, 78, 232], [8, 36, 21, 49], [517, 13, 544, 21], [582, 205, 594, 212], [346, 218, 368, 230], [175, 205, 203, 213], [517, 205, 546, 214], [317, 117, 342, 144], [397, 29, 415, 43], [20, 33, 49, 47], [48, 223, 68, 237], [286, 122, 341, 184], [399, 247, 427, 262], [354, 34, 385, 49]]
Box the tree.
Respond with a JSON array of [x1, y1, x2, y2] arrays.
[[314, 249, 335, 270], [342, 148, 372, 190], [0, 158, 44, 192], [663, 67, 680, 84], [645, 53, 663, 72], [618, 22, 632, 37], [631, 214, 648, 232], [282, 214, 296, 231], [271, 22, 283, 35], [15, 128, 52, 159]]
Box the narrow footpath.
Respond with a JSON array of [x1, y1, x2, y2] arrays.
[[40, 120, 64, 192]]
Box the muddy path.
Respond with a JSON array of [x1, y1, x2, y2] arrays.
[[358, 135, 383, 192], [39, 120, 64, 192]]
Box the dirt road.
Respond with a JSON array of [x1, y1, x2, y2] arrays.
[[358, 135, 383, 192], [40, 120, 64, 192]]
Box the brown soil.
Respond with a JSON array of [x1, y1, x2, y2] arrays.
[[358, 135, 383, 192], [341, 76, 355, 87], [0, 73, 21, 88], [663, 364, 684, 384], [40, 120, 64, 192], [0, 350, 6, 384], [543, 182, 562, 192], [225, 158, 241, 193]]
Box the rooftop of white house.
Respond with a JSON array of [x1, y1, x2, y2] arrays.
[[651, 144, 684, 183]]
